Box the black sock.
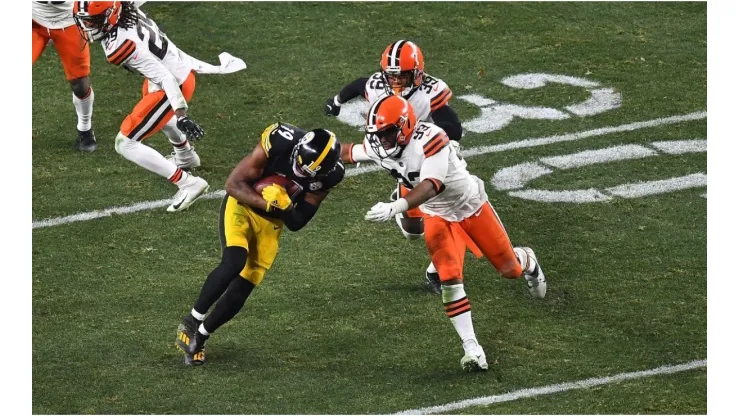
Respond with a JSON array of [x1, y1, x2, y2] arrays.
[[203, 277, 255, 334], [193, 246, 248, 314]]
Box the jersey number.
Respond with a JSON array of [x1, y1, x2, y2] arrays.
[[389, 169, 419, 188], [276, 125, 295, 141], [136, 14, 169, 60]]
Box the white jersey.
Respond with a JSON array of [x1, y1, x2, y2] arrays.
[[365, 72, 453, 121], [32, 1, 74, 30], [352, 122, 486, 222], [102, 8, 191, 110]]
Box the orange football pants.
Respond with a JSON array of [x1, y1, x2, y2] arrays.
[[32, 21, 90, 80], [120, 72, 196, 141], [423, 202, 522, 282]]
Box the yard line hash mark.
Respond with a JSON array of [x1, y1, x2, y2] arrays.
[[393, 359, 707, 415], [32, 111, 706, 230]]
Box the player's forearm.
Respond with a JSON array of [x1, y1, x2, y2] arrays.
[[399, 179, 440, 210], [225, 179, 267, 211], [160, 75, 188, 112], [281, 200, 319, 232], [336, 77, 369, 104], [341, 143, 372, 164]]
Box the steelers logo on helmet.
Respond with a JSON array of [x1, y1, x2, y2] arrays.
[[380, 40, 425, 98], [365, 96, 417, 159], [291, 129, 340, 178]]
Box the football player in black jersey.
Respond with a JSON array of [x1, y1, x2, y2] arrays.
[[175, 123, 344, 366]]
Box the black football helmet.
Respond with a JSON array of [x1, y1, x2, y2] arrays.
[[290, 129, 340, 178]]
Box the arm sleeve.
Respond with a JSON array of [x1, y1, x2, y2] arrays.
[[281, 199, 320, 232], [337, 77, 369, 104], [430, 105, 463, 141], [347, 141, 374, 163], [124, 47, 188, 111]]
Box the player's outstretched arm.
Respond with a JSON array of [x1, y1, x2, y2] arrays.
[[225, 143, 269, 210], [340, 142, 373, 164], [281, 191, 326, 232], [325, 77, 369, 116]]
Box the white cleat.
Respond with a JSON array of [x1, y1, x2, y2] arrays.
[[515, 247, 547, 298], [167, 175, 209, 212], [460, 344, 488, 372], [166, 147, 201, 170]]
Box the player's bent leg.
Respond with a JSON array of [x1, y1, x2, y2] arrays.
[[113, 132, 209, 211], [32, 24, 49, 65], [162, 116, 200, 170], [462, 203, 522, 279], [514, 247, 547, 299], [425, 216, 486, 371]]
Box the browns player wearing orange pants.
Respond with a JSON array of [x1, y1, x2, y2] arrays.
[[32, 1, 97, 151], [341, 95, 547, 372], [73, 1, 246, 211]]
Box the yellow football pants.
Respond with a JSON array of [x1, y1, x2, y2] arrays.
[[219, 195, 283, 285]]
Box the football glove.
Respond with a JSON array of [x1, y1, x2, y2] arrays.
[[365, 199, 409, 222], [176, 115, 205, 140], [262, 184, 292, 212], [324, 96, 341, 117]]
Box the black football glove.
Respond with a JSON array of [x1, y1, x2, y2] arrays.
[[324, 97, 341, 117], [176, 115, 205, 140]]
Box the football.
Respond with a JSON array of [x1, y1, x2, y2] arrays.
[[252, 174, 303, 200]]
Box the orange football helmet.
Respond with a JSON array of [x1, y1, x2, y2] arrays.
[[380, 40, 425, 98], [365, 95, 418, 159], [73, 1, 122, 42]]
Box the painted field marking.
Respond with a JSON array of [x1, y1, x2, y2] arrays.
[[393, 359, 707, 415], [32, 111, 706, 230]]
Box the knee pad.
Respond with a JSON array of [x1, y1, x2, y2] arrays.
[[240, 266, 267, 286], [114, 132, 131, 154], [222, 246, 248, 276]]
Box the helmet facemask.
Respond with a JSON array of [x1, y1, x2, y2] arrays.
[[74, 2, 121, 42], [366, 123, 404, 159], [382, 69, 421, 98]]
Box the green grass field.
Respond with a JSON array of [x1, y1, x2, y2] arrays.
[[32, 2, 706, 414]]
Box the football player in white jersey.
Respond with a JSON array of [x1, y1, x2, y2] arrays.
[[33, 1, 97, 151], [325, 40, 463, 294], [340, 95, 547, 372], [73, 1, 246, 212]]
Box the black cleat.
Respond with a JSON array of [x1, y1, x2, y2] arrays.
[[75, 129, 97, 152], [184, 331, 209, 366], [425, 270, 442, 295], [176, 314, 207, 365]]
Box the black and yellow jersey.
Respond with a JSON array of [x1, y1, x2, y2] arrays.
[[250, 122, 345, 218]]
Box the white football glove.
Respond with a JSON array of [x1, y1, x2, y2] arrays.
[[365, 199, 409, 222]]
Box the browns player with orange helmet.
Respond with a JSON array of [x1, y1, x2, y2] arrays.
[[340, 95, 547, 372], [73, 1, 246, 212], [325, 40, 463, 294], [33, 1, 97, 151]]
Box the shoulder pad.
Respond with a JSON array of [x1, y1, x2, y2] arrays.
[[419, 75, 452, 111], [414, 123, 450, 158], [104, 30, 137, 66]]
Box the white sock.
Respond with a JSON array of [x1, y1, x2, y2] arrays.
[[114, 132, 184, 183], [72, 87, 94, 131], [427, 262, 438, 274], [198, 323, 210, 336], [442, 284, 478, 350], [162, 116, 191, 153], [191, 308, 206, 321]]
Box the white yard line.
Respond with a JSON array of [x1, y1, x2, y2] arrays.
[[393, 359, 707, 415], [32, 111, 706, 230]]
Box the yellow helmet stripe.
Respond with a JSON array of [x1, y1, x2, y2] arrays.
[[308, 133, 337, 171]]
